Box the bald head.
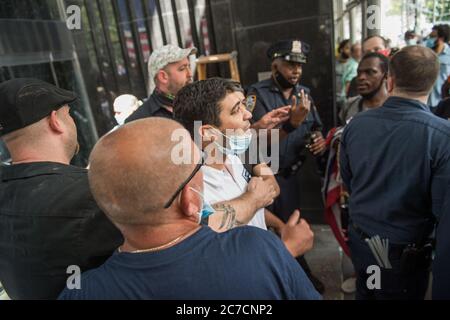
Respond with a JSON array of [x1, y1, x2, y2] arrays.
[[88, 118, 201, 226]]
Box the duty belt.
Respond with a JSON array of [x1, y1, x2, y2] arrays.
[[276, 155, 306, 178], [351, 223, 433, 257]]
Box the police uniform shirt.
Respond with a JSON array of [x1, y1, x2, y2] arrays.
[[201, 155, 267, 230], [340, 96, 450, 244], [247, 78, 323, 170], [433, 179, 450, 299]]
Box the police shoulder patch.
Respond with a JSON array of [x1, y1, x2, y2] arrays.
[[246, 95, 257, 112]]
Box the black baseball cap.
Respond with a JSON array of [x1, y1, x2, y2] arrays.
[[267, 39, 311, 64], [0, 78, 77, 136]]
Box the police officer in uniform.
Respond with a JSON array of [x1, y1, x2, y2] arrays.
[[340, 46, 450, 300], [247, 40, 327, 293]]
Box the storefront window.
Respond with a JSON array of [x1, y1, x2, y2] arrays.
[[146, 0, 164, 49], [159, 0, 179, 45], [103, 0, 130, 93], [116, 0, 147, 98], [175, 0, 194, 48], [132, 0, 152, 63]]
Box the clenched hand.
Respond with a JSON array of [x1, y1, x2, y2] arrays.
[[246, 176, 277, 209], [281, 210, 314, 257]]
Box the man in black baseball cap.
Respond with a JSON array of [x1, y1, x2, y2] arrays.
[[0, 78, 77, 136], [0, 78, 122, 299]]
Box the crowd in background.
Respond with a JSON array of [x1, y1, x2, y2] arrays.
[[0, 21, 450, 301]]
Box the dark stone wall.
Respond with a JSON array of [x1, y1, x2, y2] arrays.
[[209, 0, 336, 221], [209, 0, 336, 130]]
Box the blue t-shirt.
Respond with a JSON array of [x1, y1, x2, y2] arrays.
[[58, 226, 320, 300]]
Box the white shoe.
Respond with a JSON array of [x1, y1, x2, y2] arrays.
[[341, 277, 356, 294]]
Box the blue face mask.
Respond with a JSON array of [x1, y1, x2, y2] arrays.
[[426, 37, 437, 49], [189, 187, 215, 223], [213, 129, 252, 156]]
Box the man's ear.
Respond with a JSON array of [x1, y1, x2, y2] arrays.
[[199, 125, 216, 142], [48, 110, 64, 134], [387, 75, 395, 93], [156, 69, 169, 85], [179, 185, 201, 220], [271, 61, 278, 74]]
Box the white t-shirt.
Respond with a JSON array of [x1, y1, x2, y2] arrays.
[[202, 155, 267, 230]]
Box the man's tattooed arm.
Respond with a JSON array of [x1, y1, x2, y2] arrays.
[[207, 192, 261, 233], [210, 203, 245, 231]]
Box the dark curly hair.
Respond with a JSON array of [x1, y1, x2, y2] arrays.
[[173, 78, 243, 138], [360, 52, 390, 74], [433, 24, 450, 43]]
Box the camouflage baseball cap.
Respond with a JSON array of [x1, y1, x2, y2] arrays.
[[148, 44, 197, 93]]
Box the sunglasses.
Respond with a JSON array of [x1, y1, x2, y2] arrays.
[[163, 153, 205, 209]]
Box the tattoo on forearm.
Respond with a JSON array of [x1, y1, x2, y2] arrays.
[[212, 203, 244, 230]]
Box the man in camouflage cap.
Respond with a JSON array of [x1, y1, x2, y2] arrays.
[[126, 44, 197, 123]]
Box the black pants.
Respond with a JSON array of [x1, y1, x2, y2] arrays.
[[348, 226, 430, 300], [270, 174, 313, 276], [270, 173, 300, 222]]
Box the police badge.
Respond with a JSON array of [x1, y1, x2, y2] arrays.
[[292, 40, 302, 54], [246, 95, 257, 112]]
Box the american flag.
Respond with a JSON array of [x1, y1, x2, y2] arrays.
[[322, 126, 351, 257], [124, 28, 151, 63]]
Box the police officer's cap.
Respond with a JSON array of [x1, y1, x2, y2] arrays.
[[267, 39, 310, 64]]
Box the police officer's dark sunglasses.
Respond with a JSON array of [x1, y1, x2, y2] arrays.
[[163, 154, 205, 209]]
